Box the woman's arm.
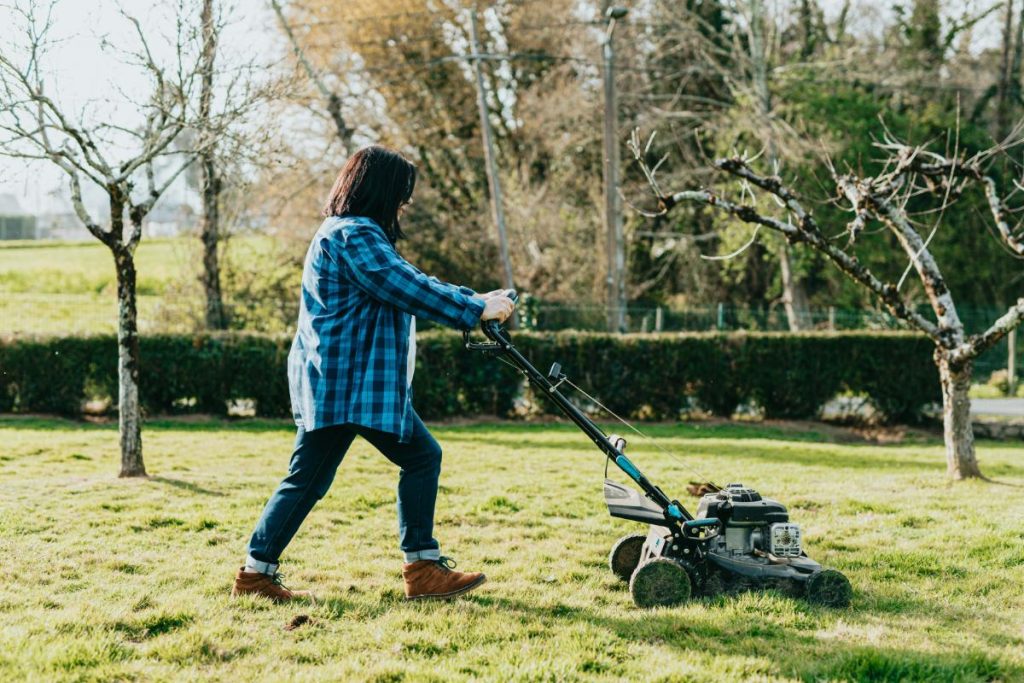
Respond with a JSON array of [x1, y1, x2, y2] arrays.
[[337, 223, 485, 330], [408, 264, 478, 299]]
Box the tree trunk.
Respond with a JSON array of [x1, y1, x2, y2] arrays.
[[779, 244, 811, 331], [114, 246, 146, 478], [935, 350, 982, 480], [199, 0, 226, 330], [200, 158, 225, 329]]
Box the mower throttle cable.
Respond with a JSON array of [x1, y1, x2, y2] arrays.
[[487, 353, 613, 480], [488, 347, 720, 490], [560, 376, 723, 492]]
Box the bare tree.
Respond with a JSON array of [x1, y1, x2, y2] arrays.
[[0, 2, 214, 477], [269, 0, 354, 153], [629, 127, 1024, 480]]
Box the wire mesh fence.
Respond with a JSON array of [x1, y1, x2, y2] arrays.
[[522, 302, 906, 333], [1, 292, 1018, 378]]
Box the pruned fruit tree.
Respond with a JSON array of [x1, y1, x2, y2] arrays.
[[629, 128, 1024, 480]]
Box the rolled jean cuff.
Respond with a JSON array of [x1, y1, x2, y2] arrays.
[[404, 548, 441, 563], [245, 554, 279, 576]]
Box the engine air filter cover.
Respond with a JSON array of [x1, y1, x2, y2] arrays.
[[768, 523, 802, 557]]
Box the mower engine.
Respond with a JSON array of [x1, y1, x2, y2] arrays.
[[697, 483, 802, 558]]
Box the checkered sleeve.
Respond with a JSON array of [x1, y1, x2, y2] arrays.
[[411, 264, 478, 298], [340, 224, 485, 330]]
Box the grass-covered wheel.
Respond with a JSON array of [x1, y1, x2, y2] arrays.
[[629, 558, 693, 608], [804, 569, 852, 608], [608, 533, 646, 582]]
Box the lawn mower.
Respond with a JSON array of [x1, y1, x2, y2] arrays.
[[464, 294, 852, 609]]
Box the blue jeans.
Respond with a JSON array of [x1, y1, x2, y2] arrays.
[[247, 409, 442, 566]]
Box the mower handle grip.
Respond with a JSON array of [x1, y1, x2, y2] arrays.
[[465, 290, 518, 351]]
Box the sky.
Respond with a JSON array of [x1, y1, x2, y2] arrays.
[[0, 0, 280, 215], [0, 0, 1006, 218]]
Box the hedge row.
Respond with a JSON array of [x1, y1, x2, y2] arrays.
[[0, 331, 940, 422]]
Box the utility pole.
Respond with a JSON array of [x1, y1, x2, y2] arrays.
[[1009, 328, 1018, 396], [602, 4, 628, 333], [748, 0, 810, 331], [469, 9, 515, 296]]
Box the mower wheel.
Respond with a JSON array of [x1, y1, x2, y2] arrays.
[[805, 569, 852, 608], [629, 558, 693, 608], [608, 533, 647, 582]]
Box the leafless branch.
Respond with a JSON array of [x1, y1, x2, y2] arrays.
[[269, 0, 353, 152], [628, 133, 941, 340]]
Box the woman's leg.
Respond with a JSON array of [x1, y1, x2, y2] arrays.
[[246, 423, 356, 570], [355, 411, 442, 561]]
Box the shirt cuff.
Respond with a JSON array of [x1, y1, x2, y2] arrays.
[[456, 296, 486, 330]]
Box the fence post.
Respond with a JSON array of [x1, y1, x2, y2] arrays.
[[828, 306, 836, 331], [717, 303, 724, 330], [655, 306, 663, 332], [1009, 328, 1018, 396]]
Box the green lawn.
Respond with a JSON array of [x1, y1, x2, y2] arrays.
[[0, 236, 282, 334], [0, 238, 192, 295], [1, 418, 1022, 682]]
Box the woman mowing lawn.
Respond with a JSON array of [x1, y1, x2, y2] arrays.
[[232, 145, 515, 603]]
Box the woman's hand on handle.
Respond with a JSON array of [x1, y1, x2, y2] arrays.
[[480, 294, 515, 322]]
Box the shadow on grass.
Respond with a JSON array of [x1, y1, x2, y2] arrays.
[[460, 593, 1018, 682], [0, 415, 296, 433], [0, 415, 945, 445], [297, 571, 1019, 682], [436, 421, 853, 443], [440, 434, 958, 473], [149, 476, 225, 497]]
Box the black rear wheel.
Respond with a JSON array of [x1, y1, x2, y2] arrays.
[[608, 533, 646, 582], [629, 558, 693, 608]]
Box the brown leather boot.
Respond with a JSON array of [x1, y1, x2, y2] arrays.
[[403, 557, 486, 600], [231, 568, 315, 604]]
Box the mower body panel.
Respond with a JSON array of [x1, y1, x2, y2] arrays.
[[604, 479, 668, 525], [705, 548, 821, 581]]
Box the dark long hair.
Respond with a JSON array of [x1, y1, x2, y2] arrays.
[[322, 145, 417, 243]]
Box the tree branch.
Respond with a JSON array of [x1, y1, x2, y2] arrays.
[[628, 139, 941, 340], [961, 298, 1024, 362], [658, 187, 940, 339], [836, 172, 964, 346], [983, 176, 1024, 256], [270, 0, 353, 152]]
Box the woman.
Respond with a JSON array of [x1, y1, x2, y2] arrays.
[[232, 145, 515, 602]]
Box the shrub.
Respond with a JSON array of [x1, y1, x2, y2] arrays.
[[0, 331, 940, 422]]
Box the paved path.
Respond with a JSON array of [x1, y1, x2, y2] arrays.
[[971, 398, 1024, 417]]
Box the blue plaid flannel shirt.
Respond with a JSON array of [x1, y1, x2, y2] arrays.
[[287, 215, 485, 441]]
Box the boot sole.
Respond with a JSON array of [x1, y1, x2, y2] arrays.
[[405, 575, 487, 601]]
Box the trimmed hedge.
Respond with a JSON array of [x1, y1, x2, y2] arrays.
[[0, 331, 940, 422]]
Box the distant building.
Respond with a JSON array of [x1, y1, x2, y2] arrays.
[[145, 200, 196, 238], [0, 193, 37, 240], [0, 184, 197, 241], [37, 211, 86, 240]]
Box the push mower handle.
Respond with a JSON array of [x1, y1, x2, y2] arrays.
[[465, 290, 518, 351]]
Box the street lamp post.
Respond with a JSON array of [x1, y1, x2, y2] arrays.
[[602, 4, 628, 333]]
